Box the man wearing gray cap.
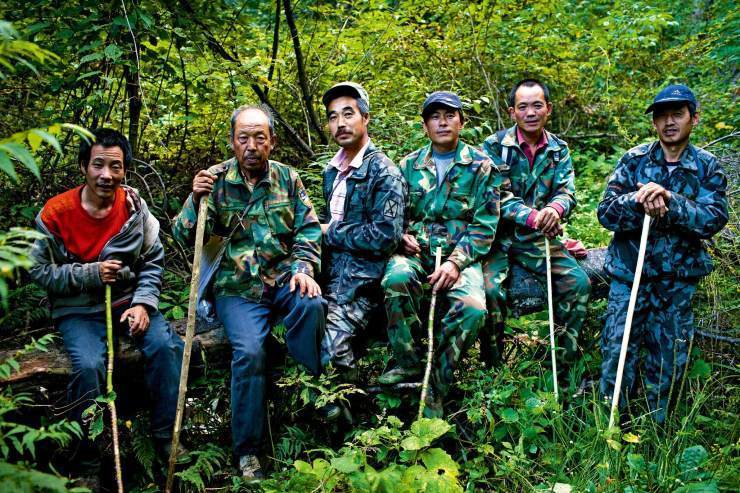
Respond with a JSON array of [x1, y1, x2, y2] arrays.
[[318, 82, 406, 419], [379, 91, 500, 417], [598, 84, 728, 423]]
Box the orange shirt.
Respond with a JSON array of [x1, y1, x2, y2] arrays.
[[40, 185, 130, 262]]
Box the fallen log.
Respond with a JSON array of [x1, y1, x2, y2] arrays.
[[0, 248, 609, 393]]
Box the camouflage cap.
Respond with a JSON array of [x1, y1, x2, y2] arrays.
[[645, 84, 697, 114], [322, 82, 370, 111]]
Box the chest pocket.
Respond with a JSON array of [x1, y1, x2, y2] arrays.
[[266, 200, 294, 235]]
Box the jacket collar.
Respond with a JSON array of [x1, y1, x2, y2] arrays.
[[413, 140, 472, 170], [225, 158, 275, 187], [647, 141, 698, 171], [501, 125, 562, 154]]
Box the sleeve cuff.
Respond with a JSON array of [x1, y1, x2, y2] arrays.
[[447, 249, 471, 271], [84, 262, 104, 290], [546, 202, 565, 217], [131, 295, 159, 313], [291, 261, 314, 278], [525, 209, 539, 229]]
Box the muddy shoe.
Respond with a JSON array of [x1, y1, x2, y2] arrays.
[[317, 402, 343, 422], [239, 454, 265, 483], [378, 367, 421, 385]]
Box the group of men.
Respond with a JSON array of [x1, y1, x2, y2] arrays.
[[30, 79, 728, 482]]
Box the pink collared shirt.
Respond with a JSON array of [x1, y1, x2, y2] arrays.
[[515, 128, 564, 226], [328, 139, 371, 222]]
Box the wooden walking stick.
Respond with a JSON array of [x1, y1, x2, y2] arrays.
[[418, 246, 442, 420], [544, 237, 558, 400], [608, 214, 651, 429], [166, 195, 209, 492], [105, 285, 124, 493]]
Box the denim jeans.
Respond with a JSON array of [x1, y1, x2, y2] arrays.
[[57, 306, 184, 439], [215, 283, 325, 456]]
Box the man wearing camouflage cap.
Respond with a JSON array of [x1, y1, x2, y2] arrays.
[[173, 104, 325, 480], [379, 91, 500, 416], [598, 84, 728, 423], [317, 82, 406, 419]]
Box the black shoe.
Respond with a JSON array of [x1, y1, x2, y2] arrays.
[[239, 454, 265, 483], [317, 402, 343, 422], [156, 437, 190, 463]]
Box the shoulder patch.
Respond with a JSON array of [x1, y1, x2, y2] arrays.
[[383, 198, 400, 218], [298, 185, 312, 208]]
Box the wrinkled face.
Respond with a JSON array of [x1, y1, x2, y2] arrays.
[[652, 104, 697, 147], [423, 106, 463, 150], [509, 84, 552, 136], [327, 96, 369, 149], [231, 108, 275, 175], [81, 145, 125, 201]]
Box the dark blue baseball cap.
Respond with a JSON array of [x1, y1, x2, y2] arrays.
[[422, 91, 463, 118], [645, 84, 697, 114]]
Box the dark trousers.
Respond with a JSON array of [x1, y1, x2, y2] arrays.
[[215, 283, 325, 456], [57, 307, 184, 439]]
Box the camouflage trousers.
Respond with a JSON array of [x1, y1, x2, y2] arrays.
[[381, 254, 486, 397], [482, 236, 591, 363], [321, 294, 377, 369], [600, 278, 697, 424]]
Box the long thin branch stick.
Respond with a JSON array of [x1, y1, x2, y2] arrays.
[[544, 237, 558, 400], [165, 195, 209, 492], [609, 214, 651, 429], [418, 246, 442, 420], [106, 285, 124, 493]]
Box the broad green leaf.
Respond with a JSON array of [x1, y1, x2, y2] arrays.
[[29, 128, 62, 153], [500, 407, 519, 423], [421, 448, 459, 477], [0, 150, 17, 181], [0, 142, 39, 179], [104, 44, 123, 61]]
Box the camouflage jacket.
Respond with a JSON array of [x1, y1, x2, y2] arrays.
[[597, 142, 728, 282], [398, 140, 500, 269], [30, 186, 163, 319], [320, 142, 406, 304], [172, 158, 322, 301], [481, 126, 576, 250]]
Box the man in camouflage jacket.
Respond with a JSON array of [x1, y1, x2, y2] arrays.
[[481, 79, 591, 371], [598, 84, 728, 423], [379, 92, 500, 416], [173, 105, 324, 480], [319, 83, 406, 383]]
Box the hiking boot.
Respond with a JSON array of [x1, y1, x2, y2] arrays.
[[378, 367, 421, 385], [239, 454, 265, 483]]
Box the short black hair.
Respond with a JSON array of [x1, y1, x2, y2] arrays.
[[508, 78, 551, 108], [78, 128, 132, 169], [231, 104, 276, 139]]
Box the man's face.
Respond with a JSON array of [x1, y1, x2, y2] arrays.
[[231, 108, 276, 175], [652, 104, 697, 147], [327, 96, 369, 149], [423, 106, 463, 150], [81, 145, 125, 201], [509, 84, 552, 136]]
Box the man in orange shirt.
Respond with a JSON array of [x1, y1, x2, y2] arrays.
[[30, 128, 184, 479]]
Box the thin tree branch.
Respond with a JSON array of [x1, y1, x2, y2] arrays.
[[265, 0, 281, 95]]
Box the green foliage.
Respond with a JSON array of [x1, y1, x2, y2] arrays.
[[174, 443, 229, 492]]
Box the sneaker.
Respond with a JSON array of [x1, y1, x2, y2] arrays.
[[378, 367, 421, 385], [239, 454, 265, 482]]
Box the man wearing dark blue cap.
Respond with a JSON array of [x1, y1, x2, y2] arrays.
[[598, 84, 728, 423], [379, 91, 500, 416]]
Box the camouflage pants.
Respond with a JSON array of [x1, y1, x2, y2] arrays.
[[321, 294, 377, 369], [482, 237, 591, 363], [381, 254, 486, 397], [600, 278, 696, 424]]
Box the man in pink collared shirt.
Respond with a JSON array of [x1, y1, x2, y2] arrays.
[[479, 79, 591, 382]]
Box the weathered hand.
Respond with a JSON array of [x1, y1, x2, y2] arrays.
[[120, 304, 150, 336], [427, 261, 460, 293], [636, 182, 671, 218], [535, 207, 561, 235], [401, 233, 421, 256], [193, 170, 215, 201], [99, 260, 123, 284], [290, 273, 321, 298], [544, 223, 564, 240]]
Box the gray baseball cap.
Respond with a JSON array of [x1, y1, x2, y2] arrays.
[[321, 82, 370, 111]]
